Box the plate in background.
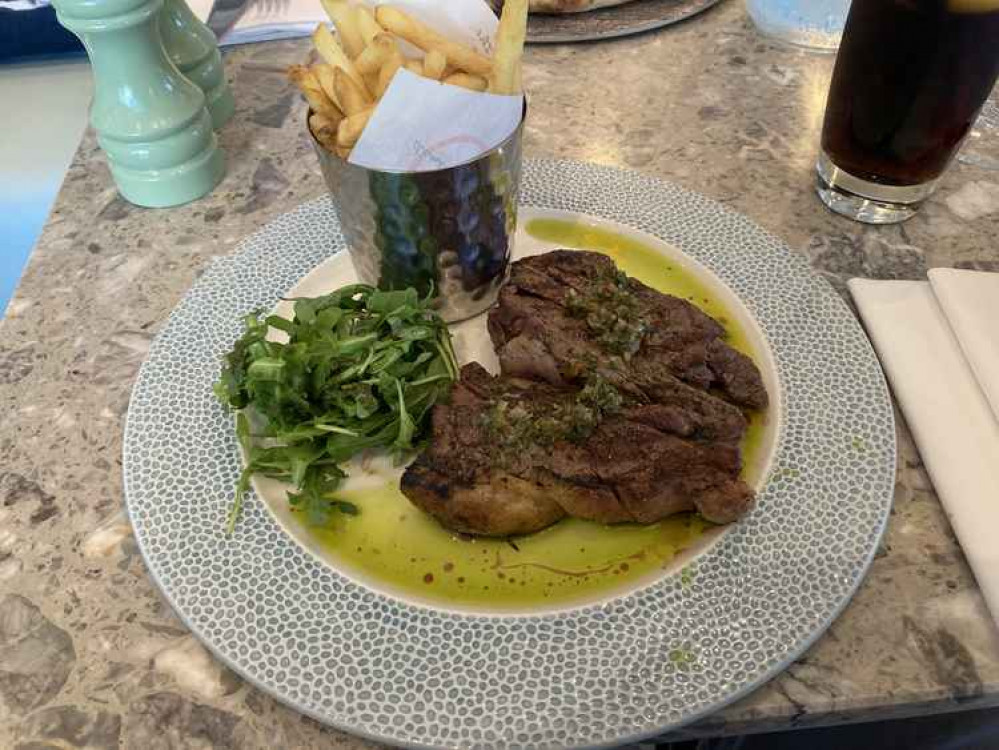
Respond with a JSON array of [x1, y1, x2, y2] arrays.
[[525, 0, 726, 44]]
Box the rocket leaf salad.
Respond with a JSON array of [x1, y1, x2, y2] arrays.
[[214, 285, 458, 533]]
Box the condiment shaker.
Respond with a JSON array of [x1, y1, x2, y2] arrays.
[[53, 0, 225, 208], [159, 0, 235, 129]]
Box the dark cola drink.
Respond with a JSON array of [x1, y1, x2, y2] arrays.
[[816, 0, 999, 223]]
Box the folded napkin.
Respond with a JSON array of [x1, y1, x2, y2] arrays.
[[190, 0, 497, 50], [930, 268, 999, 421], [849, 274, 999, 628], [188, 0, 323, 46]]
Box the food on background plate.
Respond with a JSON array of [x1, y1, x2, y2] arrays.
[[214, 285, 457, 532], [400, 251, 769, 537], [288, 0, 529, 161], [491, 0, 639, 14]]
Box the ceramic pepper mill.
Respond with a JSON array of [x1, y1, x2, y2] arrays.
[[159, 0, 235, 129], [53, 0, 225, 208]]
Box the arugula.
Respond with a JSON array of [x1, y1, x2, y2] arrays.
[[214, 285, 458, 533]]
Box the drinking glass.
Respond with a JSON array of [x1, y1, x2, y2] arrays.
[[746, 0, 851, 51], [816, 0, 999, 224], [959, 90, 999, 172]]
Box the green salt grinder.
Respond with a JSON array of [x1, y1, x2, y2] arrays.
[[160, 0, 235, 129], [53, 0, 225, 207]]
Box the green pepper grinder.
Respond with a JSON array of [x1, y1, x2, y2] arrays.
[[159, 0, 235, 129], [53, 0, 225, 208]]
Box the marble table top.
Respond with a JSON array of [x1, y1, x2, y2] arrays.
[[3, 2, 999, 747]]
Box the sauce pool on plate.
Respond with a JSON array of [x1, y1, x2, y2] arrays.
[[310, 482, 713, 610]]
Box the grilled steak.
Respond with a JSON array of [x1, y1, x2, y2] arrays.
[[487, 250, 769, 410], [401, 363, 754, 537], [401, 250, 769, 537]]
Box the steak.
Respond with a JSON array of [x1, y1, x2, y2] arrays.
[[401, 362, 754, 537], [487, 250, 769, 410], [401, 250, 769, 537]]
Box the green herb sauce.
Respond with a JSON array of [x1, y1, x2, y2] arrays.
[[483, 373, 623, 462], [565, 270, 646, 357]]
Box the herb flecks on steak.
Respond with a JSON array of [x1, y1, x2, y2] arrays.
[[564, 269, 646, 357], [484, 372, 623, 460]]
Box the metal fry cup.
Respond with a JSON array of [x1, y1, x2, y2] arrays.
[[311, 103, 526, 323]]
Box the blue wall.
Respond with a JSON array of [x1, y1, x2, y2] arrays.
[[0, 59, 93, 318], [1, 188, 53, 315]]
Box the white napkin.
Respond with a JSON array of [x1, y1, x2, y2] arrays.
[[929, 268, 999, 421], [849, 276, 999, 628], [187, 0, 322, 45], [189, 0, 498, 48]]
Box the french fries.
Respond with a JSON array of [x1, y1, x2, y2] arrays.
[[338, 109, 373, 147], [309, 112, 340, 152], [489, 0, 528, 95], [312, 63, 342, 110], [376, 48, 404, 97], [289, 1, 529, 162], [443, 72, 487, 92], [312, 23, 370, 98], [354, 5, 382, 46], [423, 49, 447, 81], [354, 33, 394, 75], [334, 68, 371, 116], [288, 65, 341, 122], [319, 0, 364, 58], [376, 6, 493, 77]]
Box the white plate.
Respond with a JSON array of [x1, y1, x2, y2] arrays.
[[255, 207, 782, 616]]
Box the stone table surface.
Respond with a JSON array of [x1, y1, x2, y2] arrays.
[[3, 2, 999, 748]]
